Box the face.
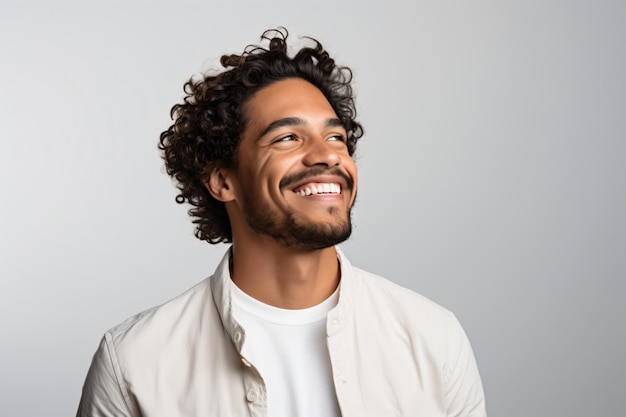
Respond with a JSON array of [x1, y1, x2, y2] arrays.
[[226, 78, 358, 250]]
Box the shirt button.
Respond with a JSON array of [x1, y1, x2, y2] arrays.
[[246, 389, 258, 402], [233, 332, 242, 343]]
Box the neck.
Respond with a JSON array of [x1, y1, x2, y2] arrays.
[[229, 237, 340, 309]]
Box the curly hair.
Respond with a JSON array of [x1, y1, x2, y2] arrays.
[[158, 27, 364, 244]]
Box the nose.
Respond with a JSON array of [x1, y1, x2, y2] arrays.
[[302, 136, 342, 167]]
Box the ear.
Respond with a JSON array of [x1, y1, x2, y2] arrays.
[[202, 163, 237, 203]]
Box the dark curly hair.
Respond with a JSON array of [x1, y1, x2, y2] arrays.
[[158, 27, 364, 244]]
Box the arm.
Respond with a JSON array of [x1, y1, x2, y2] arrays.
[[76, 335, 137, 417], [443, 315, 487, 417]]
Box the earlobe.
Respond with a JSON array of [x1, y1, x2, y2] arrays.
[[203, 164, 236, 202]]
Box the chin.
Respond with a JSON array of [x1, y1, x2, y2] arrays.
[[283, 220, 352, 250], [246, 208, 353, 250]]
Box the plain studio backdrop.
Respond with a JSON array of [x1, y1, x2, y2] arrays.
[[1, 1, 624, 416]]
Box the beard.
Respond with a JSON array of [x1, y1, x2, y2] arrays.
[[239, 166, 356, 250], [241, 167, 355, 250], [242, 198, 353, 250]]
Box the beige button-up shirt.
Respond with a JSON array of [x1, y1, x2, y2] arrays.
[[77, 248, 486, 416]]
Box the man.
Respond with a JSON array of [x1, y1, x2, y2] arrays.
[[77, 28, 486, 417]]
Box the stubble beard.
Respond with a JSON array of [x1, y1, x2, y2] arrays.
[[242, 197, 353, 251]]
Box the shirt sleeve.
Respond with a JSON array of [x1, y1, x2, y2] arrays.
[[443, 315, 487, 417], [76, 334, 137, 417]]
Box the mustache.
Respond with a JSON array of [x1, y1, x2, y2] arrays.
[[279, 167, 354, 192]]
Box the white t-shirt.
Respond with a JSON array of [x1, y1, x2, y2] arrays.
[[231, 280, 341, 417]]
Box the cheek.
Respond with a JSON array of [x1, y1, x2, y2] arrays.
[[248, 157, 293, 198], [263, 155, 299, 179]]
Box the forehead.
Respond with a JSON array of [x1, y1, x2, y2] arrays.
[[242, 78, 338, 133]]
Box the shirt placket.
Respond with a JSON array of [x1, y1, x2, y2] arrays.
[[232, 326, 268, 417]]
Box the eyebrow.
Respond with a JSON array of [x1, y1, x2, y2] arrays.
[[257, 117, 345, 141]]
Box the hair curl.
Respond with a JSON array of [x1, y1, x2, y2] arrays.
[[158, 27, 363, 244]]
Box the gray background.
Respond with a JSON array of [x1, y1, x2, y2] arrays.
[[1, 1, 624, 416]]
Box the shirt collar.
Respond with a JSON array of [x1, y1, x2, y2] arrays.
[[210, 246, 355, 348]]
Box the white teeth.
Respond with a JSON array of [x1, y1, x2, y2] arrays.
[[295, 183, 342, 196]]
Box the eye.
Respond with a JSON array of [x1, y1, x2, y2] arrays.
[[327, 134, 346, 142], [273, 134, 296, 143]]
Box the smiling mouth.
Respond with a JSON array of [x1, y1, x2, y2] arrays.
[[293, 183, 341, 196]]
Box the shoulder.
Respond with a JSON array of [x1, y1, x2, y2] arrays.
[[78, 278, 219, 416], [105, 276, 217, 352], [347, 266, 464, 338], [337, 248, 454, 323], [345, 266, 482, 382], [351, 266, 454, 318]]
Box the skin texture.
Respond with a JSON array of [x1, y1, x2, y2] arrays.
[[205, 78, 358, 309], [159, 30, 362, 245]]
